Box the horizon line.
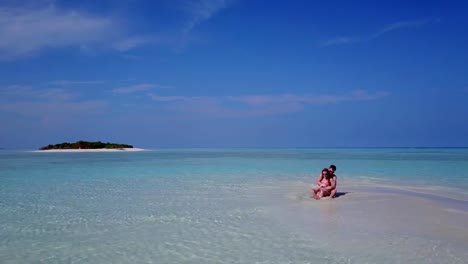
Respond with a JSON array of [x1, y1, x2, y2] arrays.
[[2, 146, 468, 150]]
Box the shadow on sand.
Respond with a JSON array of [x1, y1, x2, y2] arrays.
[[334, 192, 350, 198]]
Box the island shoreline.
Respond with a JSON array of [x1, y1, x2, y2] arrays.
[[32, 148, 145, 152]]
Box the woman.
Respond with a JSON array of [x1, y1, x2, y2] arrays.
[[311, 168, 332, 200]]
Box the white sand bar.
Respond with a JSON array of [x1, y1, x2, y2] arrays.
[[33, 148, 145, 152], [234, 180, 468, 263]]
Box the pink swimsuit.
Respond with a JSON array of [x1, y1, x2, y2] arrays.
[[320, 178, 331, 187]]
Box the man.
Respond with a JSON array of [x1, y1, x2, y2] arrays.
[[312, 165, 337, 199]]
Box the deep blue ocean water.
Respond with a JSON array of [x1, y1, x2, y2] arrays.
[[1, 148, 467, 263]]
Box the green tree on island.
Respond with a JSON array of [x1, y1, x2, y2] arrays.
[[39, 141, 133, 150]]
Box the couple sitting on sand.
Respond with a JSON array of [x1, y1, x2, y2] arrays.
[[311, 165, 337, 200]]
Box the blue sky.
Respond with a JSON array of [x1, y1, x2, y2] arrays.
[[0, 0, 467, 148]]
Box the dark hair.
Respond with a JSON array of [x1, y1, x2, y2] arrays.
[[329, 165, 337, 171], [322, 168, 331, 179]]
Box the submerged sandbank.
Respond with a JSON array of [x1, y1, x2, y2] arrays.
[[32, 148, 145, 152], [236, 179, 466, 263], [265, 180, 468, 251], [282, 179, 468, 214]]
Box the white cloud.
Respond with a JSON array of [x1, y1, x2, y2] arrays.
[[0, 100, 107, 117], [228, 90, 389, 105], [0, 85, 78, 101], [112, 36, 157, 52], [347, 89, 389, 100], [373, 20, 430, 38], [148, 90, 389, 105], [0, 1, 238, 60], [0, 85, 106, 117], [149, 94, 218, 103], [0, 6, 150, 60], [113, 84, 157, 94], [182, 0, 234, 33], [147, 90, 390, 117], [323, 19, 434, 47], [50, 80, 105, 86], [321, 37, 359, 47]]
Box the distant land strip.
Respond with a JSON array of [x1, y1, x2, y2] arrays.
[[39, 141, 133, 150]]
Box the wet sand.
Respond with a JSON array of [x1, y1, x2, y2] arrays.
[[255, 180, 468, 263]]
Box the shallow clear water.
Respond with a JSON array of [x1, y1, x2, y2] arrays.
[[1, 148, 467, 263]]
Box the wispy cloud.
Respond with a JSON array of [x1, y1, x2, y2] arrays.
[[372, 20, 432, 39], [322, 19, 436, 47], [0, 100, 107, 117], [112, 36, 159, 52], [112, 84, 169, 94], [230, 90, 389, 106], [0, 5, 151, 60], [50, 80, 105, 86], [0, 1, 238, 60], [148, 90, 389, 117], [0, 85, 106, 117], [182, 0, 235, 33], [0, 85, 79, 101], [149, 94, 215, 103], [321, 37, 359, 46]]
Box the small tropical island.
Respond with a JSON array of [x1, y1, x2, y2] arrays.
[[37, 141, 144, 152]]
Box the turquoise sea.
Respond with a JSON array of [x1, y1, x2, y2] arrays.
[[1, 148, 467, 263]]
